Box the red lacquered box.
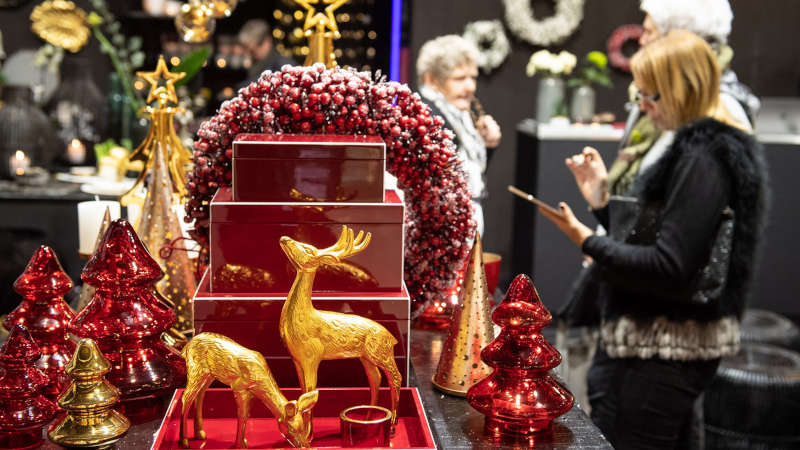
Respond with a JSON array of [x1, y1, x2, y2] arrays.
[[193, 270, 410, 388], [233, 134, 385, 203], [209, 187, 404, 294], [151, 388, 436, 449]]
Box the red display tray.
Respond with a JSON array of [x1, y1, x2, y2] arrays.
[[209, 187, 404, 294], [151, 388, 436, 449], [192, 270, 411, 387], [233, 134, 385, 203]]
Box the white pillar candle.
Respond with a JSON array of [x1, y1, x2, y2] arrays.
[[9, 150, 31, 175], [77, 200, 121, 255], [126, 202, 142, 229], [66, 139, 87, 164]]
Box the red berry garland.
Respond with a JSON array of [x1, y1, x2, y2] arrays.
[[185, 64, 477, 314]]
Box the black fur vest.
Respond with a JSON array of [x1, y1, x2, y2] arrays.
[[599, 117, 769, 360]]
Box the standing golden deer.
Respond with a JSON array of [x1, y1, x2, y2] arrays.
[[279, 226, 402, 429], [180, 332, 318, 449]]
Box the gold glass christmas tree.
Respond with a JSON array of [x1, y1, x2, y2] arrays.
[[121, 55, 192, 207], [119, 55, 197, 337]]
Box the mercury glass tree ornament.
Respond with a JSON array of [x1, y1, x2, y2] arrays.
[[136, 143, 197, 336], [4, 246, 75, 400], [467, 274, 573, 438], [0, 325, 57, 450], [432, 233, 494, 396], [69, 219, 186, 409], [47, 338, 130, 448]]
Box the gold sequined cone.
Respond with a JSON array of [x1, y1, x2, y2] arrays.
[[48, 338, 130, 448], [136, 143, 197, 336], [432, 233, 495, 396]]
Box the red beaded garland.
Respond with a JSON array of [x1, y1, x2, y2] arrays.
[[186, 64, 476, 313]]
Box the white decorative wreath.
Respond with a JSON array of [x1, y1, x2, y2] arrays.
[[463, 20, 511, 73], [503, 0, 585, 47]]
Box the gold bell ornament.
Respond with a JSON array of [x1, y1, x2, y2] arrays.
[[47, 338, 130, 449]]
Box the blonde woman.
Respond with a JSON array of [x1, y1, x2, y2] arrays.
[[540, 30, 768, 449]]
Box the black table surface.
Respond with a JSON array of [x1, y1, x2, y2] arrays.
[[409, 328, 612, 450]]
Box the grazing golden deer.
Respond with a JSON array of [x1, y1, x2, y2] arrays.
[[279, 226, 402, 429], [180, 332, 318, 449]]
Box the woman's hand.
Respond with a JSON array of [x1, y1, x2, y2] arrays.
[[566, 147, 609, 209], [476, 115, 502, 148], [539, 202, 594, 247]]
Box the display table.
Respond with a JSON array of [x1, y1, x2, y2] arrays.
[[30, 327, 610, 448], [410, 328, 611, 449]]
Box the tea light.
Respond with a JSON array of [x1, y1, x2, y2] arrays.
[[66, 139, 87, 164], [339, 405, 392, 447], [9, 150, 31, 176], [77, 199, 121, 256]]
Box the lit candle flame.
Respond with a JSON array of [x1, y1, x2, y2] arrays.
[[15, 150, 25, 160]]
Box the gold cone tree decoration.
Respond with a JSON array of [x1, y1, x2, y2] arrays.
[[121, 55, 192, 209], [76, 206, 112, 311], [432, 233, 495, 396], [136, 142, 197, 336], [47, 338, 130, 448], [294, 0, 349, 68]]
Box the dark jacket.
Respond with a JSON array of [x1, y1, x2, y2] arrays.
[[583, 118, 769, 325]]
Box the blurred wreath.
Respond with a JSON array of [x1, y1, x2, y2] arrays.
[[463, 20, 510, 74]]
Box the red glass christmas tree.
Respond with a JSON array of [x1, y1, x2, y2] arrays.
[[4, 246, 76, 400], [70, 219, 186, 409], [0, 324, 58, 450], [467, 274, 573, 438]]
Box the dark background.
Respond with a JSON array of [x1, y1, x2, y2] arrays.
[[407, 0, 800, 287]]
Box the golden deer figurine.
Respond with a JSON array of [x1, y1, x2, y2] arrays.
[[180, 332, 319, 449], [279, 226, 402, 430]]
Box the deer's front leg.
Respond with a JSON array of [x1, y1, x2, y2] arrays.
[[233, 390, 253, 448], [298, 359, 320, 441]]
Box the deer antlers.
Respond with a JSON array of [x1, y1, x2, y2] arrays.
[[320, 226, 372, 260]]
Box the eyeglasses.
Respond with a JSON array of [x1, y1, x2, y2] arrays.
[[635, 91, 660, 103]]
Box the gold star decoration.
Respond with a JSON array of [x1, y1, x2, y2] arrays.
[[137, 55, 185, 106], [295, 0, 348, 36]]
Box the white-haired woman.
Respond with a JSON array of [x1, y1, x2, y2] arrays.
[[416, 35, 502, 236]]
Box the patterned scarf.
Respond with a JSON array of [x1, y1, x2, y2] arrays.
[[419, 85, 487, 198]]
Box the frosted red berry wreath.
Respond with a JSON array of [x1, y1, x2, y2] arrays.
[[607, 24, 644, 72], [185, 64, 477, 314]]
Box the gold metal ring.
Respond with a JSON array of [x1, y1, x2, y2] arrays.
[[339, 405, 392, 425]]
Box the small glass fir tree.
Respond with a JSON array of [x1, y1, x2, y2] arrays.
[[70, 219, 185, 408], [467, 274, 573, 438], [4, 245, 76, 400], [0, 325, 57, 449]]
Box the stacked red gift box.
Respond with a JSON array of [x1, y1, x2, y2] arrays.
[[194, 133, 411, 388]]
